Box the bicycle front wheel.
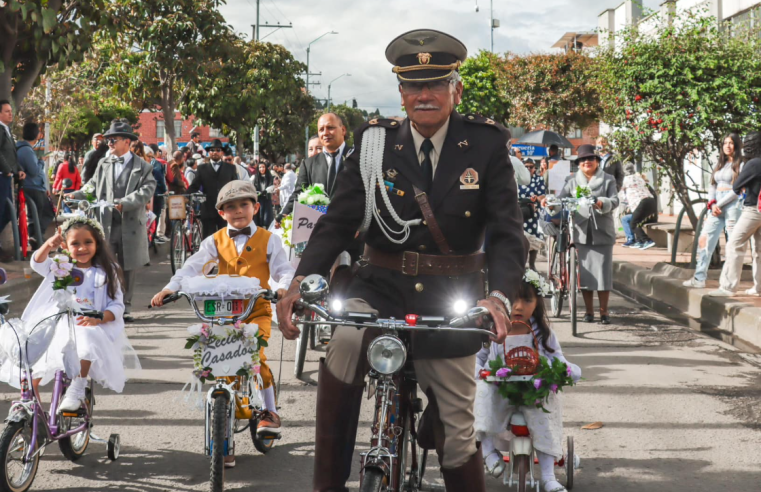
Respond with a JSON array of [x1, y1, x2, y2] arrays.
[[170, 221, 186, 274], [210, 396, 228, 492], [0, 421, 39, 492], [294, 321, 310, 379], [549, 249, 564, 318], [569, 247, 578, 337], [191, 219, 203, 255], [360, 468, 387, 492]]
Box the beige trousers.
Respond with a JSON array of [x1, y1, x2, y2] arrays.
[[325, 299, 477, 469], [719, 206, 761, 291]]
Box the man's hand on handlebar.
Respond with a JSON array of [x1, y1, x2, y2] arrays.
[[476, 298, 508, 344], [275, 278, 304, 340], [151, 289, 175, 307]]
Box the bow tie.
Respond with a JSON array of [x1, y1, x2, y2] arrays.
[[110, 156, 125, 165], [229, 226, 251, 238]]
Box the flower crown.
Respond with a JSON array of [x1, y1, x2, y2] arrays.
[[524, 270, 551, 297], [61, 215, 105, 239]]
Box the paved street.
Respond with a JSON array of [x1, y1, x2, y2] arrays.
[[1, 254, 760, 492]]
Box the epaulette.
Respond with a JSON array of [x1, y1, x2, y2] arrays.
[[359, 118, 402, 132], [463, 113, 509, 134]]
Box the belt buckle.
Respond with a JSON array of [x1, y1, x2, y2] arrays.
[[402, 251, 419, 276]]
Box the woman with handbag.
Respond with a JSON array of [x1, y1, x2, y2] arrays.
[[519, 159, 546, 271]]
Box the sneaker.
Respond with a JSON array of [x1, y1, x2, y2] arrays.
[[484, 450, 506, 478], [708, 288, 734, 297], [629, 242, 644, 249], [639, 240, 656, 250], [154, 236, 168, 244], [224, 455, 236, 468], [58, 378, 87, 413], [682, 278, 706, 288], [744, 288, 761, 296], [622, 240, 636, 248], [256, 410, 281, 437]]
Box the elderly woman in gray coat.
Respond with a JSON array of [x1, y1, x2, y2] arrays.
[[557, 144, 619, 325]]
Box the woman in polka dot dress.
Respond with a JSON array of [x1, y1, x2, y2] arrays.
[[519, 159, 547, 270]]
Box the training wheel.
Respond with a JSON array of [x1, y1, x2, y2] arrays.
[[107, 433, 120, 461], [566, 436, 574, 490]]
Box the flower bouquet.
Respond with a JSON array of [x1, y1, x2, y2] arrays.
[[297, 183, 330, 214], [50, 252, 83, 291], [485, 355, 576, 413], [575, 186, 590, 199], [80, 182, 97, 203], [281, 215, 293, 248]]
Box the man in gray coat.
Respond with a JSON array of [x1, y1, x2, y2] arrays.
[[70, 119, 156, 321]]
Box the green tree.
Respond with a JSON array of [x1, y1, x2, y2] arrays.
[[257, 89, 315, 162], [0, 0, 113, 107], [101, 0, 232, 152], [595, 8, 761, 226], [458, 50, 511, 125], [183, 39, 312, 157], [498, 51, 600, 136]]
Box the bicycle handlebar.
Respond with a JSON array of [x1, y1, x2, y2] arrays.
[[149, 289, 278, 325]]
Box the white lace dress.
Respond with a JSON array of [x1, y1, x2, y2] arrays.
[[0, 257, 141, 392], [473, 320, 581, 459]]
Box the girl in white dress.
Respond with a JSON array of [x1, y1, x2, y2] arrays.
[[0, 217, 140, 412], [474, 272, 582, 492]]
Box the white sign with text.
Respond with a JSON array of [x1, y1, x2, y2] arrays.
[[201, 335, 256, 376], [548, 160, 571, 194], [292, 202, 326, 244]]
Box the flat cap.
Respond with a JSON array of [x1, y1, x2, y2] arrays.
[[216, 180, 259, 210], [385, 29, 467, 82]]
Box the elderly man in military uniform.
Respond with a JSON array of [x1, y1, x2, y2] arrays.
[[277, 29, 526, 491]]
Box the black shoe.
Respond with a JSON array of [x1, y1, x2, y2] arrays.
[[582, 314, 594, 323], [123, 314, 134, 323], [600, 315, 611, 325]]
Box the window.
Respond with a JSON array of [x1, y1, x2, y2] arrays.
[[728, 7, 761, 39], [209, 127, 224, 138], [566, 127, 583, 139], [156, 120, 183, 138]]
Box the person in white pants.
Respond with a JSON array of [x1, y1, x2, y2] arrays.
[[709, 132, 761, 297]]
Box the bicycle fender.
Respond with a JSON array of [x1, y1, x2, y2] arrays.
[[510, 436, 533, 456]]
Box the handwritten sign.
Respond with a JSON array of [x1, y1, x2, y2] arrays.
[[292, 202, 326, 244], [167, 196, 187, 220], [201, 335, 256, 376], [548, 160, 571, 194]]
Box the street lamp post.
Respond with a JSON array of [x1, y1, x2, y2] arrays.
[[305, 31, 338, 156], [475, 0, 499, 52], [327, 73, 351, 111]]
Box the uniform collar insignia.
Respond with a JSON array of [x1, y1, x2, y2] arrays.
[[457, 140, 468, 148]]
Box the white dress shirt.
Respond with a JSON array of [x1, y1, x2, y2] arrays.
[[410, 117, 450, 177], [279, 170, 297, 205], [163, 220, 294, 292], [210, 159, 222, 172], [113, 151, 133, 178]]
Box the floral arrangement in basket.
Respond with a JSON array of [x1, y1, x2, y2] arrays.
[[184, 320, 268, 383], [297, 183, 330, 213], [281, 215, 293, 248], [575, 185, 590, 199], [486, 355, 575, 413]]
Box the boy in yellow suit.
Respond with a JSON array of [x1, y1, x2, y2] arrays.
[[151, 180, 294, 468]]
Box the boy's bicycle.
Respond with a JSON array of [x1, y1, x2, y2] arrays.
[[154, 284, 279, 492], [0, 271, 120, 492], [162, 193, 205, 274]]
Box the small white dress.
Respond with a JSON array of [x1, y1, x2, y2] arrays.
[[473, 319, 581, 459], [0, 257, 141, 392]]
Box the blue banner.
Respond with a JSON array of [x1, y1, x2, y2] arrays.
[[513, 144, 548, 157]]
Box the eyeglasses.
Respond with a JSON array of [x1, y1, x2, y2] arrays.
[[399, 79, 454, 95], [106, 138, 122, 145], [578, 157, 598, 164], [525, 165, 536, 170]]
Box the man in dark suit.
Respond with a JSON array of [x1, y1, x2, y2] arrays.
[[276, 113, 352, 224], [0, 100, 24, 261], [276, 30, 526, 492], [597, 135, 624, 191], [188, 139, 238, 238]]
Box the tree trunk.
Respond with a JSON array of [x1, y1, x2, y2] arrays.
[[161, 83, 177, 154], [670, 164, 699, 228], [236, 125, 246, 157], [0, 70, 12, 104]]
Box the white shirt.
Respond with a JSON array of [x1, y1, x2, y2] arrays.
[[511, 156, 531, 186], [410, 117, 450, 177], [279, 170, 297, 205], [185, 167, 197, 184], [163, 220, 295, 292], [323, 142, 346, 174], [210, 159, 223, 172], [113, 151, 133, 178]]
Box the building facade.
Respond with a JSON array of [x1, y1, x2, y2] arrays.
[[136, 110, 229, 148]]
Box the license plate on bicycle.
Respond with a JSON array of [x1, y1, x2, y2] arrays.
[[204, 299, 244, 317]]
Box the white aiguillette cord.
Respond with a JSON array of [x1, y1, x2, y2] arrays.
[[358, 126, 421, 244]]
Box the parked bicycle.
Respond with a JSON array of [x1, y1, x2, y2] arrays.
[[0, 271, 120, 492], [162, 192, 205, 274], [295, 274, 495, 492]]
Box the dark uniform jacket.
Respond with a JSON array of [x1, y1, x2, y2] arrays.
[[188, 161, 238, 219], [295, 111, 527, 359], [0, 125, 19, 176], [279, 146, 352, 219]]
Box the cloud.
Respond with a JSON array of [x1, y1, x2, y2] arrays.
[[220, 0, 663, 118]]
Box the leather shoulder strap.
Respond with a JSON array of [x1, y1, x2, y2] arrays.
[[412, 185, 451, 255]]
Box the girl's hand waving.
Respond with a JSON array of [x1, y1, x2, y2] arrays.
[[34, 227, 65, 263]]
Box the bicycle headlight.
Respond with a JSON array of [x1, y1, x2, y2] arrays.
[[367, 336, 407, 375], [453, 299, 468, 315]]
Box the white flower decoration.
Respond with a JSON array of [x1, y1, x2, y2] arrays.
[[187, 324, 203, 336]]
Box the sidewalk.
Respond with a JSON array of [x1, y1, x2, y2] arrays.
[[612, 214, 761, 350]]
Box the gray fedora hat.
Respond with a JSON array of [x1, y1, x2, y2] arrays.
[[103, 119, 138, 141]]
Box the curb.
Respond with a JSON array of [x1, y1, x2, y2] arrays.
[[612, 260, 761, 350]]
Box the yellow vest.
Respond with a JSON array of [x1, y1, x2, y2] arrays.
[[213, 226, 272, 317]]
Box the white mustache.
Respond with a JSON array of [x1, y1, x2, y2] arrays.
[[414, 104, 440, 111]]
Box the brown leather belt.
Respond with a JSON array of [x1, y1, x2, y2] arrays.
[[363, 245, 485, 277]]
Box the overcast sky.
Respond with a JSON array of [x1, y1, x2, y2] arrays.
[[219, 0, 662, 117]]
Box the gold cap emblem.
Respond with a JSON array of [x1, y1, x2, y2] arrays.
[[417, 52, 432, 65]]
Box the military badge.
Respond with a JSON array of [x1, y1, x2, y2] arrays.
[[417, 52, 432, 65], [385, 168, 399, 181], [460, 168, 479, 190]]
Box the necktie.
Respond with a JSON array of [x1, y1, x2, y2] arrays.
[[327, 151, 340, 194], [420, 139, 434, 192], [229, 226, 251, 238]]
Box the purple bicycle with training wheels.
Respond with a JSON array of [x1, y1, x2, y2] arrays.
[[0, 268, 120, 492]]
